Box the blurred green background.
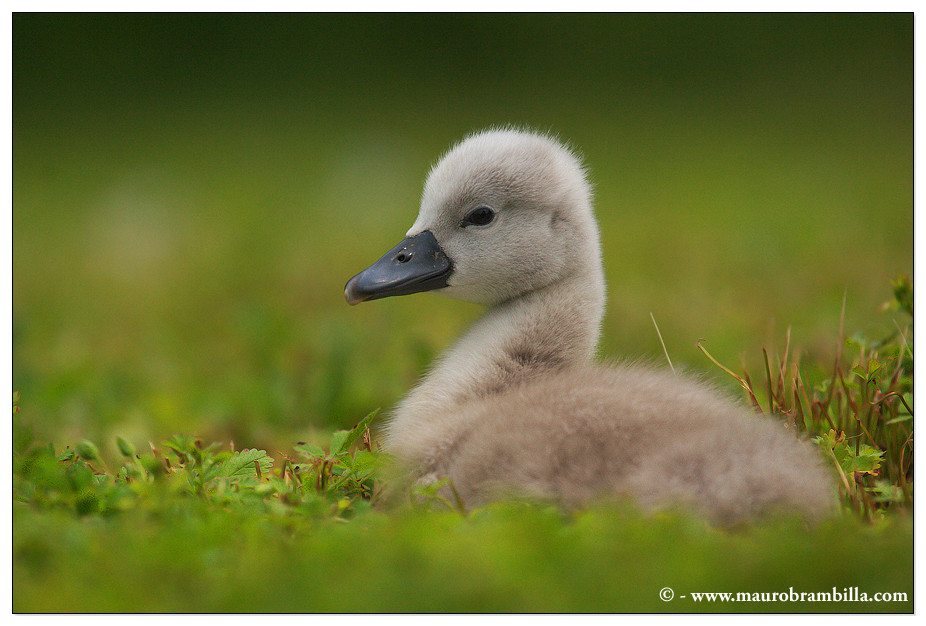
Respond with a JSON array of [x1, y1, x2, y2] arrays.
[[13, 13, 912, 453]]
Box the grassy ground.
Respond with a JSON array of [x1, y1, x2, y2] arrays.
[[11, 410, 915, 613], [13, 14, 913, 613], [11, 505, 914, 613]]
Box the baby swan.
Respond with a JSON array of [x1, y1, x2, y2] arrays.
[[344, 128, 834, 525]]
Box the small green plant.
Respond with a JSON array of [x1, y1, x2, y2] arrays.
[[698, 276, 913, 521], [410, 477, 469, 516], [13, 403, 385, 522]]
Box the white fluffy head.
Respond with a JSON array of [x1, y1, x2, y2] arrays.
[[407, 128, 602, 306]]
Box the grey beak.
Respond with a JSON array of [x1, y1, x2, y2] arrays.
[[344, 230, 453, 305]]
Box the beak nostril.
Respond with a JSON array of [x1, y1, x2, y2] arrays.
[[343, 229, 451, 304]]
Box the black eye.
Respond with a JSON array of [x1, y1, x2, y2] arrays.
[[461, 206, 496, 227]]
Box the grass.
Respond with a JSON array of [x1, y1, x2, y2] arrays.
[[10, 503, 914, 613], [12, 279, 914, 612], [697, 276, 913, 521]]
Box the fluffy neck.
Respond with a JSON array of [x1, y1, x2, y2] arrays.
[[384, 264, 605, 462]]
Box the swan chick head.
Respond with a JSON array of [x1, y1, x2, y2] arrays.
[[345, 128, 601, 307]]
